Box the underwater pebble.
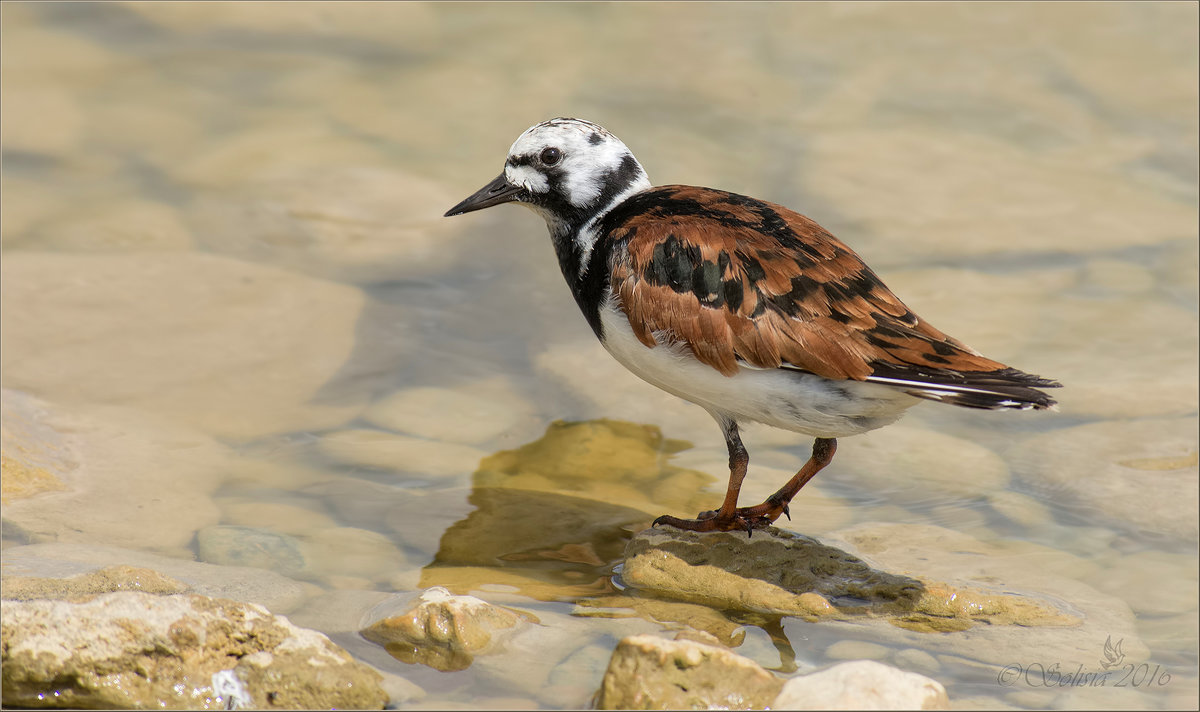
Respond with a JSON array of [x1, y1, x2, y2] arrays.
[[196, 526, 307, 577], [1, 252, 367, 439], [318, 429, 488, 480], [298, 526, 407, 584], [1084, 550, 1199, 617], [986, 490, 1056, 530], [214, 498, 340, 536], [363, 377, 538, 446], [1015, 417, 1199, 542], [893, 647, 941, 674], [825, 640, 890, 660]]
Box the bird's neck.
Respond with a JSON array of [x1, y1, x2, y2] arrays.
[[546, 178, 651, 338]]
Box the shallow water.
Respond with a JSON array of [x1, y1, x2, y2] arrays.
[[2, 2, 1197, 710]]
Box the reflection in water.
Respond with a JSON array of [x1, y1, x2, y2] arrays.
[[420, 419, 716, 600]]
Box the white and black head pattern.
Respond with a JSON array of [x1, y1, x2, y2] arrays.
[[445, 117, 650, 231], [444, 118, 654, 299], [503, 118, 650, 228]]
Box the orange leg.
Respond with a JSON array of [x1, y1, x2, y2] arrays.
[[653, 431, 837, 536]]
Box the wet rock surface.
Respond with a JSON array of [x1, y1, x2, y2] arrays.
[[622, 526, 1076, 630], [1, 591, 387, 710], [595, 633, 783, 710], [774, 660, 949, 710], [361, 587, 525, 672]]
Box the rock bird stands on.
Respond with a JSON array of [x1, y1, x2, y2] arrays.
[[445, 118, 1060, 535]]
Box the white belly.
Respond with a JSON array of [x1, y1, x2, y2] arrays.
[[597, 300, 918, 439]]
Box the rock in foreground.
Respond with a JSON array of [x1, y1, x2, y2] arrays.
[[595, 634, 782, 710], [1, 592, 387, 710], [361, 587, 524, 672], [774, 660, 949, 710]]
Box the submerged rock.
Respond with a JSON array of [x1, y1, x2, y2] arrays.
[[0, 390, 226, 556], [0, 252, 367, 440], [1, 542, 312, 615], [1014, 417, 1199, 542], [1, 591, 387, 710], [774, 660, 949, 710], [622, 526, 1075, 630], [594, 633, 782, 710], [361, 587, 524, 672]]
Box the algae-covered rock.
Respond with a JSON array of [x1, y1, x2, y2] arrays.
[[574, 595, 747, 648], [622, 526, 1075, 630], [361, 587, 524, 672], [774, 660, 949, 710], [1, 591, 387, 710], [594, 633, 782, 710]]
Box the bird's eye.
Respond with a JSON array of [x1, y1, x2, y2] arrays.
[[539, 147, 562, 166]]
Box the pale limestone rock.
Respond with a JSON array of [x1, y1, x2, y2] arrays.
[[774, 660, 949, 710], [1, 390, 225, 554], [0, 253, 366, 440], [1, 592, 387, 710], [361, 587, 523, 672], [1014, 417, 1199, 542], [594, 633, 782, 710]]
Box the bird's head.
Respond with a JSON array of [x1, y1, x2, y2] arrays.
[[444, 118, 651, 233]]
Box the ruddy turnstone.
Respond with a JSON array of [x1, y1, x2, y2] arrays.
[[445, 118, 1060, 534]]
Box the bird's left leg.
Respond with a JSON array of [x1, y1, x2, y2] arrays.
[[652, 417, 760, 533], [733, 437, 837, 524]]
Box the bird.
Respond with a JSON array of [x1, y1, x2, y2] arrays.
[[444, 117, 1060, 535]]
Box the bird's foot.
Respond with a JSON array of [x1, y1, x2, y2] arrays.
[[652, 497, 791, 538]]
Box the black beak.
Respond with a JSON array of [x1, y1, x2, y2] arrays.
[[444, 174, 525, 217]]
